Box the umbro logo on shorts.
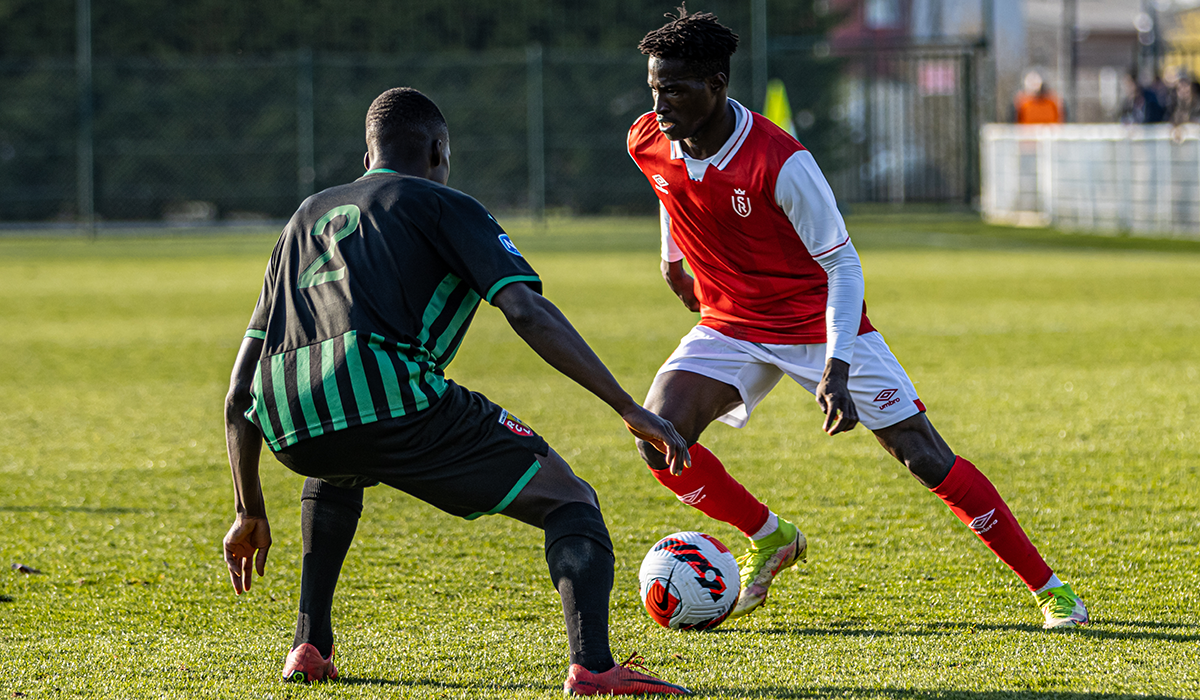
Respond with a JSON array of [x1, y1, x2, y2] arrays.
[[874, 388, 902, 410], [968, 508, 998, 534], [676, 487, 706, 506]]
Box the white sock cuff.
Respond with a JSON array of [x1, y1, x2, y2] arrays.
[[750, 512, 779, 541], [1032, 574, 1063, 595]]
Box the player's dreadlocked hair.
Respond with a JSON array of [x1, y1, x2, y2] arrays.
[[638, 5, 739, 80], [365, 87, 447, 153]]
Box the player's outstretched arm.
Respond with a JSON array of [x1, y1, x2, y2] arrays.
[[661, 259, 700, 312], [222, 336, 272, 595], [493, 282, 690, 474]]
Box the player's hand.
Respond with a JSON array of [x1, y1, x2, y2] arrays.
[[678, 290, 700, 313], [662, 260, 700, 312], [623, 406, 691, 476], [816, 358, 858, 436], [223, 515, 271, 595]]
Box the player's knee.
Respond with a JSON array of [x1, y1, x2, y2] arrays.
[[301, 477, 365, 516], [636, 438, 669, 471], [902, 449, 954, 489], [543, 501, 613, 560]]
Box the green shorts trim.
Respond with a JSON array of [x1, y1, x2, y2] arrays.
[[464, 459, 541, 520]]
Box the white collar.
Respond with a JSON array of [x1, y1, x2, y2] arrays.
[[668, 99, 753, 176]]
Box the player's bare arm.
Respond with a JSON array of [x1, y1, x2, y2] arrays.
[[815, 357, 858, 436], [222, 335, 272, 595], [492, 281, 690, 474], [661, 259, 699, 312]]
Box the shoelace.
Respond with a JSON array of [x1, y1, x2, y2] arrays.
[[736, 546, 772, 574], [1041, 590, 1077, 616], [619, 652, 650, 673]]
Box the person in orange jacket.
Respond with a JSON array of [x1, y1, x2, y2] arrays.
[[1014, 71, 1063, 124]]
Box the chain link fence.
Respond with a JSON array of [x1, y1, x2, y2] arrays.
[[0, 43, 985, 225]]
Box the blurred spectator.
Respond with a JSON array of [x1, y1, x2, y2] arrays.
[[1150, 71, 1173, 116], [1120, 70, 1166, 124], [1170, 78, 1200, 125], [1013, 71, 1062, 124]]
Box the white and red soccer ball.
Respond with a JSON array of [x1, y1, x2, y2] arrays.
[[638, 531, 739, 631]]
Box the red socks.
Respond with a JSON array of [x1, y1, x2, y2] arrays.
[[649, 443, 770, 538], [931, 456, 1052, 590]]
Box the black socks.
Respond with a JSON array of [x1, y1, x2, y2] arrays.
[[291, 485, 615, 673], [543, 502, 616, 674], [293, 478, 363, 658]]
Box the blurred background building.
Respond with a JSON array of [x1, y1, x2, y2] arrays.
[[0, 0, 1190, 231]]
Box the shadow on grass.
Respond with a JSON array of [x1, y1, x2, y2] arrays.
[[716, 619, 1200, 644], [918, 620, 1200, 644], [712, 626, 950, 639], [334, 677, 542, 693], [0, 595, 14, 603], [0, 506, 146, 514], [701, 687, 1192, 700]]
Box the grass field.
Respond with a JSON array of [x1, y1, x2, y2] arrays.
[[0, 213, 1197, 699]]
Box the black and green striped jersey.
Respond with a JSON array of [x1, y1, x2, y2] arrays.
[[243, 169, 541, 450]]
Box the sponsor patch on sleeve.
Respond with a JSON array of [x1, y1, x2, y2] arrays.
[[498, 233, 523, 257], [498, 409, 535, 437]]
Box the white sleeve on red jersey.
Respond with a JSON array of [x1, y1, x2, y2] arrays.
[[774, 150, 851, 258], [660, 202, 684, 262], [815, 240, 864, 364], [775, 150, 861, 363]]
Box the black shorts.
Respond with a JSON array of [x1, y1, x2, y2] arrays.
[[274, 380, 550, 520]]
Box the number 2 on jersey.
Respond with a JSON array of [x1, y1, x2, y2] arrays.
[[298, 204, 361, 289]]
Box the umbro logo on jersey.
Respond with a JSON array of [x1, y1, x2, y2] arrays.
[[968, 509, 998, 534], [498, 233, 523, 257], [732, 189, 751, 217], [676, 487, 706, 505], [652, 174, 670, 194]]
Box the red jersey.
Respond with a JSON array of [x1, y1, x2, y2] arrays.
[[628, 100, 873, 344]]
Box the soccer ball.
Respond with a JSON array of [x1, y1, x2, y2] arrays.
[[638, 531, 740, 630]]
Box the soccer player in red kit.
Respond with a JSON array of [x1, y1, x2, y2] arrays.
[[626, 8, 1088, 628]]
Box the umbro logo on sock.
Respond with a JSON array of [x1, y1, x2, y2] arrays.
[[677, 487, 706, 506], [968, 508, 998, 534]]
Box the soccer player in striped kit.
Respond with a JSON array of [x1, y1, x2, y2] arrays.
[[222, 87, 691, 694], [626, 8, 1088, 629]]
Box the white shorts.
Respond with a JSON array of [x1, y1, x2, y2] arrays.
[[657, 326, 924, 431]]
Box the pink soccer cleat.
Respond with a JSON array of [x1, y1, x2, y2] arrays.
[[564, 653, 691, 696], [281, 643, 338, 683]]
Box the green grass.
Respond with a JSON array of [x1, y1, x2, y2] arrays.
[[0, 214, 1197, 698]]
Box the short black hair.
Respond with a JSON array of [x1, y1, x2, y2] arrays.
[[365, 87, 447, 152], [638, 5, 739, 80]]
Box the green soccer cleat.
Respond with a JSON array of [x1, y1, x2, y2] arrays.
[[728, 518, 806, 619], [1036, 582, 1089, 629]]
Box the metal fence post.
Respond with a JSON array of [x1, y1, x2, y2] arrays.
[[962, 50, 977, 205], [76, 0, 95, 236], [297, 48, 316, 202], [526, 44, 546, 224], [752, 0, 767, 111]]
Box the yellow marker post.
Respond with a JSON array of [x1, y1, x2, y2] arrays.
[[764, 78, 797, 138]]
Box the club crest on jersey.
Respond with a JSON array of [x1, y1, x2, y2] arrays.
[[652, 174, 670, 194], [498, 233, 523, 257], [498, 409, 534, 437], [732, 189, 751, 217]]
